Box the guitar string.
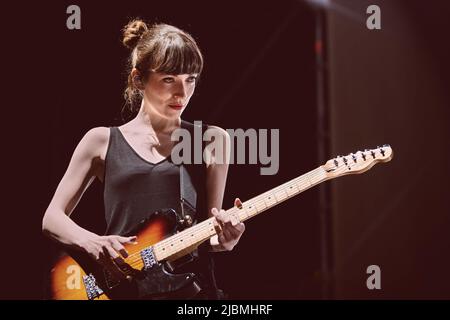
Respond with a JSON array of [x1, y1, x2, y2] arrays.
[[104, 150, 387, 282], [110, 169, 323, 272], [121, 156, 375, 270], [121, 155, 375, 269], [95, 151, 384, 273], [121, 166, 328, 267], [120, 159, 360, 269]]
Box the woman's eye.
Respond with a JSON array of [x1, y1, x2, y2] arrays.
[[163, 77, 174, 83], [186, 76, 197, 83]]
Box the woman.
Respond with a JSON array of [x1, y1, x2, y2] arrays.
[[42, 19, 245, 299]]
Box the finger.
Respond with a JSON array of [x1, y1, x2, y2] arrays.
[[212, 208, 230, 229], [211, 208, 222, 233], [213, 221, 222, 234], [218, 233, 233, 251], [234, 198, 243, 209], [210, 234, 220, 246], [218, 232, 227, 246], [218, 210, 231, 226], [229, 213, 240, 226], [104, 245, 120, 260], [230, 230, 244, 241], [211, 208, 219, 216], [234, 222, 245, 233], [220, 225, 233, 240], [223, 224, 243, 240], [111, 239, 129, 258], [118, 236, 138, 245], [128, 236, 138, 244], [104, 246, 126, 269], [221, 221, 245, 241]]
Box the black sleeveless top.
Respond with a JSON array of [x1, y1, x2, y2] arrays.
[[104, 126, 181, 236], [103, 120, 220, 298]]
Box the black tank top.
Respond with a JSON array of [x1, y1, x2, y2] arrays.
[[104, 126, 181, 236], [103, 120, 221, 298]]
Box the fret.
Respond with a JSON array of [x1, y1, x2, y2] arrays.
[[264, 193, 277, 206], [304, 172, 313, 187], [274, 189, 288, 201], [184, 233, 194, 246], [285, 183, 298, 196], [254, 199, 267, 212], [293, 179, 303, 191], [230, 210, 243, 223], [315, 168, 327, 183], [245, 204, 258, 217], [237, 208, 249, 220]]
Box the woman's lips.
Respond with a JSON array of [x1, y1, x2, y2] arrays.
[[169, 104, 183, 110]]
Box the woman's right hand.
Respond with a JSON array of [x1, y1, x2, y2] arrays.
[[75, 234, 138, 281]]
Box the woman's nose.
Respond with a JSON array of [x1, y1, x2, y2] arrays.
[[173, 81, 187, 99]]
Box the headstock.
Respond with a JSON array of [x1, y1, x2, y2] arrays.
[[323, 145, 393, 178]]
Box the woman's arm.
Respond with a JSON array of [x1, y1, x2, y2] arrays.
[[42, 127, 107, 244], [204, 125, 245, 252], [42, 127, 135, 279]]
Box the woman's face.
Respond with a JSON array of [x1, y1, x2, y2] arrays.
[[142, 72, 198, 120]]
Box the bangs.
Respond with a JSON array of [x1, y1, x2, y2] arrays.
[[150, 34, 203, 75]]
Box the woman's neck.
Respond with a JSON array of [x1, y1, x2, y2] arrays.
[[133, 101, 181, 134]]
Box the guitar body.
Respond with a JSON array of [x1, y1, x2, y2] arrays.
[[49, 209, 200, 300]]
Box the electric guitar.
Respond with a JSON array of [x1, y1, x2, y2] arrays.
[[49, 145, 393, 300]]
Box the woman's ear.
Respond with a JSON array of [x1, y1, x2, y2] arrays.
[[131, 68, 145, 90]]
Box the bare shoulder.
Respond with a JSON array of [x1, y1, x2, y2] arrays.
[[78, 126, 110, 160]]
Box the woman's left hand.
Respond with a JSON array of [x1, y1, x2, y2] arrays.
[[210, 198, 246, 251]]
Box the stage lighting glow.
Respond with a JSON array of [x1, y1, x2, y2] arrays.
[[304, 0, 331, 9]]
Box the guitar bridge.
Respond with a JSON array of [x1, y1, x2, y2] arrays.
[[82, 274, 104, 300], [141, 247, 157, 270]]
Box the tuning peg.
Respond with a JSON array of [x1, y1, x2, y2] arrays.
[[343, 157, 348, 165], [371, 150, 376, 158], [334, 159, 338, 167], [362, 153, 367, 161], [383, 144, 390, 148], [352, 153, 357, 162]]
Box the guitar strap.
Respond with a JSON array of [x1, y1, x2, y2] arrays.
[[178, 120, 209, 227], [179, 165, 197, 224], [166, 120, 208, 269]]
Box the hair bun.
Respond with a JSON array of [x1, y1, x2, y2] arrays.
[[122, 19, 149, 50]]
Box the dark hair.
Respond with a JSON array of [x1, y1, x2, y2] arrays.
[[122, 19, 204, 117]]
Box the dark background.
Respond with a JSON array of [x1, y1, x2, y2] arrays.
[[2, 0, 450, 299]]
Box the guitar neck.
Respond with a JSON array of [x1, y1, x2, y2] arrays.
[[152, 166, 329, 261]]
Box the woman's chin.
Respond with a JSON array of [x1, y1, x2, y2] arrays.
[[166, 108, 184, 117]]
